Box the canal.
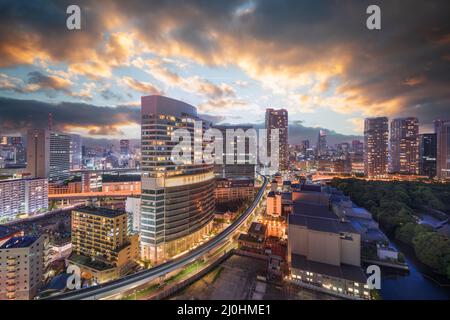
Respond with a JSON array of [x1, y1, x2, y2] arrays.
[[380, 240, 450, 300]]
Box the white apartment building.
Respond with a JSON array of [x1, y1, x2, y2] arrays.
[[0, 178, 48, 222]]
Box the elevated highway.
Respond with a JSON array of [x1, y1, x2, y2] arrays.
[[45, 173, 269, 300]]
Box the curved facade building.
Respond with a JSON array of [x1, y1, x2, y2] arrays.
[[140, 95, 215, 263]]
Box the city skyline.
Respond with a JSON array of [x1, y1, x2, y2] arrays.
[[1, 1, 450, 140], [1, 0, 450, 304]]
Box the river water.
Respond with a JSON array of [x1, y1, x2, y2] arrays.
[[379, 240, 450, 300]]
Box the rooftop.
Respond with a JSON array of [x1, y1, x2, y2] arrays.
[[0, 236, 39, 249], [249, 222, 267, 236], [238, 233, 264, 244], [68, 253, 115, 271], [289, 214, 358, 234], [291, 254, 366, 283], [293, 202, 336, 219], [300, 184, 322, 192], [73, 206, 126, 218]]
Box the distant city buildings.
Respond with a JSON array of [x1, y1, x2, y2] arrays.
[[364, 117, 389, 178], [120, 139, 130, 155], [390, 117, 419, 174], [69, 134, 82, 170], [265, 108, 288, 172], [140, 95, 215, 263], [26, 129, 71, 182], [0, 235, 48, 300], [419, 133, 437, 177], [0, 178, 48, 222], [434, 119, 450, 180], [300, 140, 310, 153], [317, 130, 327, 157], [0, 136, 26, 168]]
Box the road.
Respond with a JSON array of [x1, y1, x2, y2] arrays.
[[43, 173, 269, 300]]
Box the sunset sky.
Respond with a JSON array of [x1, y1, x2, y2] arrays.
[[0, 0, 449, 141]]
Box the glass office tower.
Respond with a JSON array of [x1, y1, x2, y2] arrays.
[[140, 95, 215, 263]]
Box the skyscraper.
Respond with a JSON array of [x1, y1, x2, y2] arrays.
[[120, 139, 130, 155], [140, 95, 215, 263], [434, 119, 450, 180], [212, 124, 255, 179], [317, 130, 327, 157], [26, 129, 50, 178], [364, 117, 389, 178], [49, 132, 71, 181], [390, 117, 419, 174], [300, 140, 310, 153], [418, 133, 437, 178], [27, 129, 71, 181], [69, 134, 82, 170], [265, 108, 288, 171]]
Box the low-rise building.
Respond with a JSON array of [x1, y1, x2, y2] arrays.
[[238, 222, 267, 253], [214, 178, 255, 203], [267, 191, 282, 216], [288, 190, 370, 299], [0, 235, 48, 300]]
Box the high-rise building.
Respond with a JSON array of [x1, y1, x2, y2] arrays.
[[265, 108, 288, 171], [390, 117, 419, 174], [300, 140, 310, 153], [68, 206, 139, 283], [351, 140, 364, 154], [120, 139, 130, 155], [317, 130, 327, 157], [212, 124, 256, 179], [419, 133, 437, 177], [70, 134, 82, 170], [49, 132, 71, 181], [0, 178, 48, 222], [435, 119, 450, 180], [26, 129, 71, 181], [364, 117, 389, 178], [140, 95, 215, 263], [0, 235, 48, 300], [26, 129, 50, 178], [0, 136, 26, 168]]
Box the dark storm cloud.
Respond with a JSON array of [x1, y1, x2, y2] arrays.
[[0, 97, 139, 134], [0, 0, 449, 128]]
